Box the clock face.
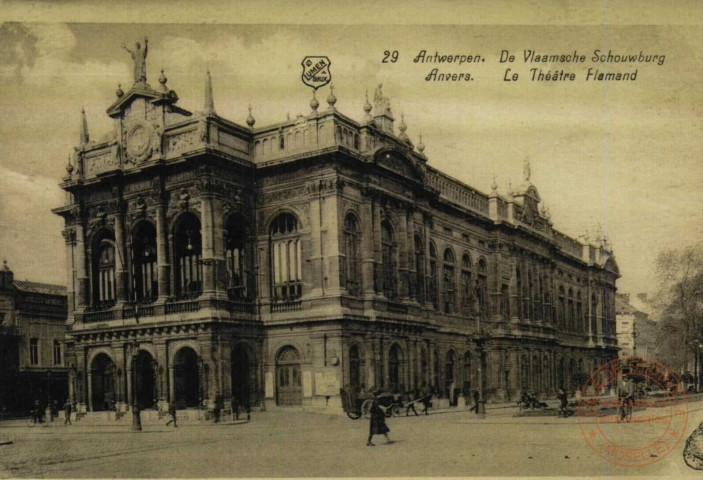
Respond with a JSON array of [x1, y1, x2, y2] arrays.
[[126, 124, 151, 159]]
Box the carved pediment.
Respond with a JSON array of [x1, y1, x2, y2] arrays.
[[372, 147, 424, 183]]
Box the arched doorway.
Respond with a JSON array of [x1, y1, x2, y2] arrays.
[[349, 345, 362, 389], [232, 343, 257, 408], [445, 350, 456, 403], [135, 350, 156, 409], [90, 353, 115, 411], [276, 346, 302, 406], [389, 344, 403, 391], [174, 347, 200, 409]]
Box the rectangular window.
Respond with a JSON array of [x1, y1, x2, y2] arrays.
[[30, 338, 39, 365], [53, 340, 62, 365]]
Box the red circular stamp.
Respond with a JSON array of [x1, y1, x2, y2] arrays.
[[577, 356, 689, 468]]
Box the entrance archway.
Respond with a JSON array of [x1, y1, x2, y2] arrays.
[[389, 344, 403, 391], [276, 346, 302, 406], [90, 353, 115, 411], [135, 350, 156, 409], [349, 345, 362, 388], [232, 343, 257, 407], [174, 347, 200, 409]]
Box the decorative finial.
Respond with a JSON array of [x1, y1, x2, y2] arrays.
[[310, 90, 319, 112], [397, 113, 410, 142], [417, 133, 425, 154], [523, 156, 531, 183], [115, 83, 124, 98], [2, 259, 7, 271], [204, 69, 215, 116], [159, 69, 167, 90], [246, 105, 256, 128], [327, 84, 337, 110], [491, 174, 498, 192], [286, 112, 291, 121], [66, 154, 74, 175], [80, 108, 89, 145], [363, 89, 373, 122]]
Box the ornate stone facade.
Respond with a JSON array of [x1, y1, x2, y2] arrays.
[[53, 46, 618, 416]]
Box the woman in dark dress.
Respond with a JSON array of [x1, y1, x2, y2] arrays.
[[367, 398, 390, 446]]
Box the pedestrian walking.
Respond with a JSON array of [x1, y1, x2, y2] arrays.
[[231, 396, 239, 421], [557, 388, 568, 417], [367, 397, 391, 446], [33, 399, 41, 424], [469, 390, 480, 414], [405, 390, 418, 416], [63, 399, 72, 425], [165, 402, 178, 427]]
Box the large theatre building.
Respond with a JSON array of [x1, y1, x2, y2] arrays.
[[53, 46, 618, 416]]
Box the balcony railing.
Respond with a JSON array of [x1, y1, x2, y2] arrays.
[[271, 299, 303, 313], [165, 300, 201, 315], [123, 305, 156, 319], [84, 309, 115, 323]]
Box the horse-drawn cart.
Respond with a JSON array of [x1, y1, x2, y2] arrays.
[[340, 387, 404, 419]]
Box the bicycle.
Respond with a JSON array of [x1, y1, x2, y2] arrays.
[[617, 396, 633, 423]]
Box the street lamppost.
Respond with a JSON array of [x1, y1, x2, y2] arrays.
[[468, 290, 490, 419], [130, 340, 142, 431]]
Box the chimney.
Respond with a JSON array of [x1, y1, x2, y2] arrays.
[[637, 293, 648, 303], [617, 293, 630, 304], [0, 260, 13, 290]]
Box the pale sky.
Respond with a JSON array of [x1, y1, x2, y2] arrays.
[[0, 20, 701, 296]]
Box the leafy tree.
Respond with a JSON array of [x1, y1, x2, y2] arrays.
[[652, 245, 703, 384]]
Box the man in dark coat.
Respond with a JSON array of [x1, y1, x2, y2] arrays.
[[165, 402, 178, 427], [557, 388, 568, 417], [63, 399, 72, 425], [470, 390, 480, 414], [367, 398, 390, 446]]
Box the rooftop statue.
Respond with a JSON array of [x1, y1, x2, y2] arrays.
[[122, 37, 149, 85], [373, 83, 392, 117]]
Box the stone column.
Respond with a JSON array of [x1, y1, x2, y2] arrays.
[[361, 195, 375, 298], [309, 194, 324, 297], [168, 365, 176, 405], [64, 229, 76, 323], [75, 223, 89, 309], [397, 205, 409, 300], [201, 193, 216, 296], [423, 215, 433, 309], [156, 200, 171, 300], [323, 191, 342, 294], [372, 196, 383, 295], [113, 211, 129, 304], [112, 344, 126, 411], [155, 342, 168, 411], [125, 354, 132, 412], [509, 259, 519, 322], [406, 210, 416, 301]]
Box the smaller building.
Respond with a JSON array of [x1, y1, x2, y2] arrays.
[[0, 261, 68, 416], [615, 293, 656, 358]]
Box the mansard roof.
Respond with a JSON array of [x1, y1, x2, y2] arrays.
[[13, 280, 66, 297]]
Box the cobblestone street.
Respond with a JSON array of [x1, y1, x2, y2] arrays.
[[1, 399, 702, 478]]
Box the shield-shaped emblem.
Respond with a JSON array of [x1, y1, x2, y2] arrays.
[[301, 56, 332, 90]]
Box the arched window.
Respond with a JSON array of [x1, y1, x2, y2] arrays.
[[462, 352, 472, 395], [558, 286, 565, 328], [174, 213, 202, 298], [131, 222, 157, 303], [429, 243, 438, 310], [477, 258, 488, 318], [270, 213, 302, 300], [225, 215, 248, 301], [568, 288, 574, 331], [342, 214, 361, 297], [381, 221, 397, 300], [501, 284, 509, 319], [528, 271, 534, 320], [92, 231, 116, 308], [414, 236, 425, 305], [576, 291, 583, 333], [591, 294, 598, 334], [521, 355, 529, 390], [460, 253, 472, 317], [442, 248, 456, 314]]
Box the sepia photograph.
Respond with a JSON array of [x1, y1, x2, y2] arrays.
[[0, 1, 702, 478]]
